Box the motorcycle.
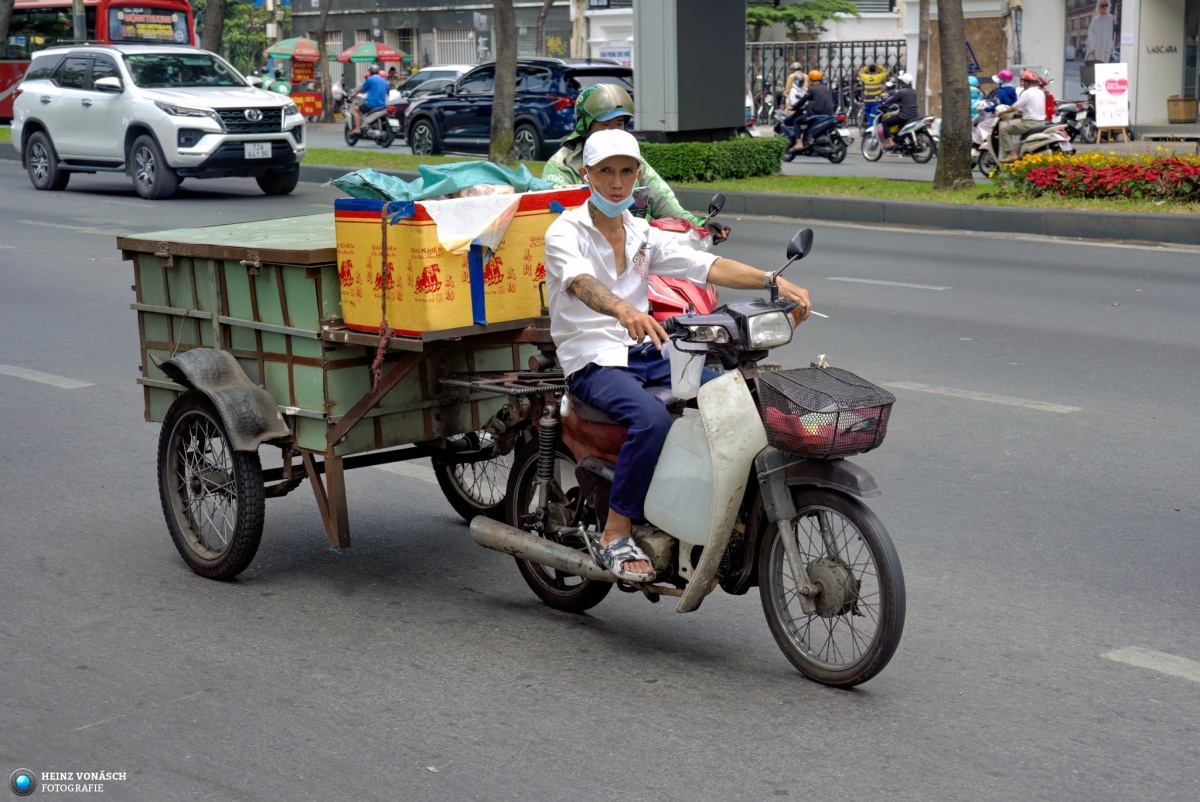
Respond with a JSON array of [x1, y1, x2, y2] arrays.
[[344, 94, 400, 148], [773, 110, 851, 164], [468, 229, 907, 687], [1053, 86, 1098, 144], [645, 193, 727, 321], [975, 107, 1074, 178], [861, 115, 938, 163]]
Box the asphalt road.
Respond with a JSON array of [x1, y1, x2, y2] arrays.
[[1, 161, 1197, 802]]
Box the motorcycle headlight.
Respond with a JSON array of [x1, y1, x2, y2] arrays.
[[746, 311, 794, 348], [283, 102, 299, 117], [155, 101, 224, 129]]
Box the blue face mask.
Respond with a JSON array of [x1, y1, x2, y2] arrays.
[[586, 179, 635, 218]]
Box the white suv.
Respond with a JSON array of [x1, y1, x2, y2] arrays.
[[12, 44, 306, 199]]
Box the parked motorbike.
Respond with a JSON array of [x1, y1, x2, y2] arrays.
[[773, 110, 851, 164], [469, 229, 907, 687], [344, 95, 400, 148], [861, 115, 938, 163], [975, 107, 1074, 178], [1053, 86, 1098, 144]]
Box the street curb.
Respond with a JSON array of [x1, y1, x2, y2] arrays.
[[4, 142, 1196, 247]]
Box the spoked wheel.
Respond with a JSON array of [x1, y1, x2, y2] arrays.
[[758, 488, 905, 687], [158, 392, 264, 580], [504, 440, 611, 612], [861, 132, 883, 162], [978, 150, 1000, 179], [911, 130, 936, 163], [431, 430, 513, 523]]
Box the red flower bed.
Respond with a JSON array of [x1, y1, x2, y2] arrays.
[[1021, 158, 1200, 200]]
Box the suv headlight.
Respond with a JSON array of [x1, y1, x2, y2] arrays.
[[746, 311, 794, 349], [155, 101, 225, 130], [283, 102, 299, 117]]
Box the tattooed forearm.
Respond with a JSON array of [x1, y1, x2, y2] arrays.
[[569, 275, 628, 317]]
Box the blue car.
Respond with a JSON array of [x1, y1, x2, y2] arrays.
[[404, 58, 634, 161]]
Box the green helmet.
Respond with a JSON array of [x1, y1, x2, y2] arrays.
[[565, 84, 634, 146]]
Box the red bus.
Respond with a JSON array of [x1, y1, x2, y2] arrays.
[[1, 0, 196, 120]]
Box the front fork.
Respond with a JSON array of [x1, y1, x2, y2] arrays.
[[755, 448, 820, 615]]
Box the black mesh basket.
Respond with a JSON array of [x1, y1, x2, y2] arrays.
[[757, 367, 895, 459]]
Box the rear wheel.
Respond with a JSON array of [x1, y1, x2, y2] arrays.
[[25, 131, 70, 191], [978, 150, 1000, 179], [130, 134, 178, 200], [408, 119, 441, 156], [158, 391, 264, 580], [378, 128, 396, 148], [758, 488, 905, 687], [513, 123, 541, 161], [828, 139, 848, 164], [861, 131, 883, 162], [1079, 120, 1098, 144], [256, 166, 299, 196], [910, 130, 936, 164], [505, 440, 611, 612]]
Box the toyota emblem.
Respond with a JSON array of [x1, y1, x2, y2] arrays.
[[244, 108, 263, 122]]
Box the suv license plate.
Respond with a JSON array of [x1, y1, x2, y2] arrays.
[[245, 142, 272, 159]]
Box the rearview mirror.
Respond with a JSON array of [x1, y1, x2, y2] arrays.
[[94, 76, 123, 94], [444, 84, 457, 96], [787, 229, 814, 261], [708, 192, 725, 217]]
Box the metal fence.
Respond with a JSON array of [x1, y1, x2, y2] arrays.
[[747, 40, 907, 124]]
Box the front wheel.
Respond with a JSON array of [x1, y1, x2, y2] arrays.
[[861, 131, 883, 162], [344, 126, 359, 146], [758, 488, 905, 687], [978, 150, 1000, 179], [158, 391, 265, 580], [130, 134, 178, 200], [911, 130, 936, 163], [505, 439, 611, 612], [828, 139, 848, 164]]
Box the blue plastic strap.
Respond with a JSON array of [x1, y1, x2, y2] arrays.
[[468, 245, 488, 326], [386, 200, 416, 225]]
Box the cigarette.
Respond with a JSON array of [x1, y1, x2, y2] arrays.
[[808, 310, 829, 318]]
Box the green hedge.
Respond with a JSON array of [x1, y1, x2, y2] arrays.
[[641, 136, 787, 182]]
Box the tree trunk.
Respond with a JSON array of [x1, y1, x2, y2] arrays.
[[314, 0, 334, 122], [200, 0, 227, 55], [0, 0, 14, 51], [490, 1, 518, 164], [932, 0, 974, 190], [917, 0, 930, 117], [536, 0, 555, 57]]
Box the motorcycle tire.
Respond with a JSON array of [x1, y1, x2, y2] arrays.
[[861, 132, 883, 162], [1079, 120, 1098, 145], [827, 140, 848, 164], [911, 130, 936, 164], [757, 488, 905, 688], [505, 439, 612, 613], [344, 127, 359, 147], [783, 149, 796, 163], [978, 150, 1000, 179], [379, 129, 396, 148]]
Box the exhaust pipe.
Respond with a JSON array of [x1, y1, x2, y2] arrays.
[[470, 517, 617, 583]]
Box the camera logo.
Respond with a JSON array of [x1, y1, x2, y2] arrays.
[[9, 769, 36, 796]]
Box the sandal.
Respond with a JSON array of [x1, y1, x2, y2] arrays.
[[584, 533, 655, 583]]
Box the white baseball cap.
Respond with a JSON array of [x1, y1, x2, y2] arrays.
[[582, 129, 645, 168]]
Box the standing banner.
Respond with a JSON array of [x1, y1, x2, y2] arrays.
[[1093, 62, 1129, 127]]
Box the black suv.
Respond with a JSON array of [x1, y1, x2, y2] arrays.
[[403, 58, 633, 161]]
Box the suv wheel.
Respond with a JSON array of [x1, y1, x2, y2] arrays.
[[130, 135, 179, 200], [256, 166, 300, 196], [25, 132, 70, 191], [408, 119, 441, 156], [513, 123, 542, 161]]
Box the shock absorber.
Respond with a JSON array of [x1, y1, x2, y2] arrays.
[[535, 400, 561, 511]]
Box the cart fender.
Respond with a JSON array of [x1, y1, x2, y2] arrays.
[[155, 349, 292, 452]]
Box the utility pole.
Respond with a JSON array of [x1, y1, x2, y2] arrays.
[[72, 0, 86, 41]]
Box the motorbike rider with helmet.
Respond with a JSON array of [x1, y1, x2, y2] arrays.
[[968, 75, 984, 107], [1000, 70, 1047, 163], [973, 70, 1018, 150], [876, 72, 917, 150], [543, 129, 811, 582], [543, 85, 724, 239], [351, 64, 389, 136], [786, 69, 834, 153]]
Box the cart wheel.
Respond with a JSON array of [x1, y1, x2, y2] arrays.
[[158, 391, 265, 580], [431, 430, 512, 523]]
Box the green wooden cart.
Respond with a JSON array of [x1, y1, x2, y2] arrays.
[[120, 213, 553, 579]]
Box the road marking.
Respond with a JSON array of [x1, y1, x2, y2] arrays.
[[376, 461, 439, 485], [0, 364, 93, 389], [72, 691, 206, 732], [1104, 647, 1200, 684], [16, 219, 131, 237], [882, 382, 1081, 413], [827, 277, 951, 290]]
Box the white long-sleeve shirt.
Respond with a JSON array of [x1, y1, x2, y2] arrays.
[[1011, 86, 1047, 121]]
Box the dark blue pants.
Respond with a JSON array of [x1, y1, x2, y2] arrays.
[[568, 344, 716, 522]]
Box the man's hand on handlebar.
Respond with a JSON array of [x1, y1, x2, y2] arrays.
[[616, 304, 669, 349], [709, 223, 731, 244], [775, 276, 812, 321]]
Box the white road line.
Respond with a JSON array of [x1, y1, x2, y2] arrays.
[[0, 364, 93, 389], [882, 382, 1081, 413], [16, 219, 131, 237], [376, 462, 439, 485], [1104, 647, 1200, 684], [826, 277, 951, 290]]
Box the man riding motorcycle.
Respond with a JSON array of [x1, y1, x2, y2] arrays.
[[542, 129, 811, 582], [351, 64, 389, 136], [999, 70, 1048, 163], [786, 70, 834, 154], [543, 85, 723, 239], [876, 72, 917, 150]]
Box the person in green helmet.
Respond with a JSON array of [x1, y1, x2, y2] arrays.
[[543, 84, 725, 240]]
